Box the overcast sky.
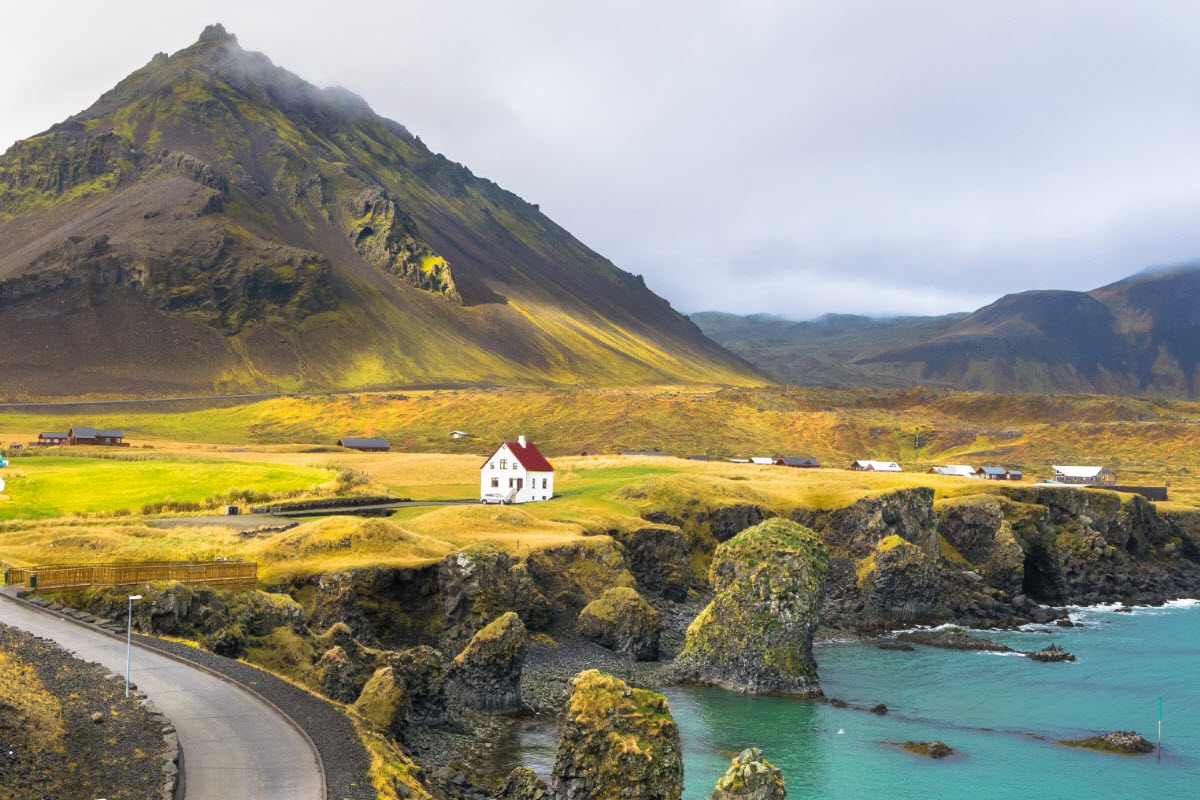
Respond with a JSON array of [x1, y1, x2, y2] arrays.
[[5, 1, 1200, 318]]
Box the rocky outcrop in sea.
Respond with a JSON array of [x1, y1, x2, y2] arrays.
[[550, 670, 683, 800], [711, 748, 786, 800], [677, 518, 829, 696]]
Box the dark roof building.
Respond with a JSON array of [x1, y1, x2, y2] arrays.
[[777, 457, 820, 468], [338, 437, 391, 452], [67, 427, 126, 446]]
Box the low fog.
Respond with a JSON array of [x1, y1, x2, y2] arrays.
[[5, 0, 1200, 319]]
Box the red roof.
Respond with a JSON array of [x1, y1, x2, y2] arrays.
[[483, 440, 554, 472]]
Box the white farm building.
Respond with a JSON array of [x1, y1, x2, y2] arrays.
[[481, 436, 555, 503]]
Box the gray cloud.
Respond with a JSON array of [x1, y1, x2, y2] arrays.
[[5, 1, 1200, 319]]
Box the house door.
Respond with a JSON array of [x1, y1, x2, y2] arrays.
[[516, 478, 524, 490]]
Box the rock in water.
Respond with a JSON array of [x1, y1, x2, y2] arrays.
[[551, 670, 683, 800], [896, 628, 1012, 652], [903, 741, 954, 759], [500, 766, 550, 800], [711, 748, 786, 800], [447, 611, 526, 712], [677, 519, 829, 696], [1027, 643, 1076, 662], [1058, 731, 1154, 755], [576, 587, 663, 661]]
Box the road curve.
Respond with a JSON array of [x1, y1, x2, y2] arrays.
[[0, 593, 324, 800]]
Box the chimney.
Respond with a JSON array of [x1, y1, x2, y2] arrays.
[[518, 435, 526, 447]]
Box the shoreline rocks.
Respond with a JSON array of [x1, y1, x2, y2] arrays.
[[677, 519, 829, 697], [896, 628, 1013, 652]]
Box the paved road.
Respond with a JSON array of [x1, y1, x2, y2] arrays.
[[0, 593, 324, 800]]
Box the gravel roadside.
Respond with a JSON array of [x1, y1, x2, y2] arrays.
[[0, 622, 169, 800]]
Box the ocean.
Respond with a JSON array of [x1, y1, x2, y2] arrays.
[[512, 601, 1199, 799]]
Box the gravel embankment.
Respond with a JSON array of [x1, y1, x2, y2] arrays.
[[0, 622, 168, 799], [132, 635, 376, 800]]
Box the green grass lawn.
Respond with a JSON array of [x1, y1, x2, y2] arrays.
[[0, 456, 331, 520]]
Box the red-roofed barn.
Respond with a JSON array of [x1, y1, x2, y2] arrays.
[[480, 435, 555, 504]]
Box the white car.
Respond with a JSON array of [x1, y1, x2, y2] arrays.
[[480, 491, 510, 505]]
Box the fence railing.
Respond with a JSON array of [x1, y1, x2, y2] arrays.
[[2, 561, 257, 592]]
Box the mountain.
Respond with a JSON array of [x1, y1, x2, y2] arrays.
[[694, 265, 1200, 397], [0, 25, 761, 399]]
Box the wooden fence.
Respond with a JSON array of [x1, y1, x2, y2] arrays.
[[3, 561, 257, 592]]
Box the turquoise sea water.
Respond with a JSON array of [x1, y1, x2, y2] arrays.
[[514, 602, 1199, 798]]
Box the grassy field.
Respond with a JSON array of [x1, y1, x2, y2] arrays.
[[3, 385, 1199, 580], [0, 454, 333, 520]]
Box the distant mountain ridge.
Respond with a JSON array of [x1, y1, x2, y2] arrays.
[[0, 24, 761, 398], [694, 265, 1200, 397]]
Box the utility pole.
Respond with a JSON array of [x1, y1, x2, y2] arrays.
[[125, 594, 142, 697]]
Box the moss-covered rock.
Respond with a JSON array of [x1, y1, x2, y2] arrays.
[[576, 587, 662, 661], [551, 670, 683, 800], [525, 539, 638, 615], [711, 747, 786, 800], [385, 645, 446, 724], [316, 645, 361, 703], [354, 665, 409, 740], [677, 519, 828, 696], [447, 611, 526, 713]]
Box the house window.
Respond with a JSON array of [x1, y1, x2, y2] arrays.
[[491, 478, 499, 488], [499, 459, 507, 469], [542, 478, 547, 489], [490, 462, 495, 470]]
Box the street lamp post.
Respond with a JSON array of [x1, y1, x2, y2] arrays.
[[125, 594, 142, 697]]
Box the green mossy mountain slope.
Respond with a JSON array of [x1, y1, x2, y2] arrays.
[[0, 24, 761, 398]]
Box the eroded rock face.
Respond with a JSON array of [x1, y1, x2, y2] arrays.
[[551, 670, 683, 800], [711, 748, 786, 800], [307, 564, 441, 649], [316, 645, 361, 703], [447, 611, 526, 713], [438, 544, 553, 654], [858, 536, 940, 623], [576, 587, 662, 661], [611, 526, 692, 601], [677, 519, 828, 696]]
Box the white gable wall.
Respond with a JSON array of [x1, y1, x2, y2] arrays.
[[481, 442, 555, 503]]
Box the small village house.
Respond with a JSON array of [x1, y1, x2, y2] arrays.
[[450, 431, 469, 440], [776, 457, 820, 468], [67, 427, 127, 447], [37, 432, 68, 446], [337, 437, 390, 452], [929, 465, 978, 478], [851, 459, 902, 472], [750, 457, 774, 465], [481, 436, 554, 503], [1052, 465, 1116, 485], [976, 466, 1023, 481]]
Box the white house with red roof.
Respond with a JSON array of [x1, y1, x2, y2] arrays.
[[480, 436, 555, 503]]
